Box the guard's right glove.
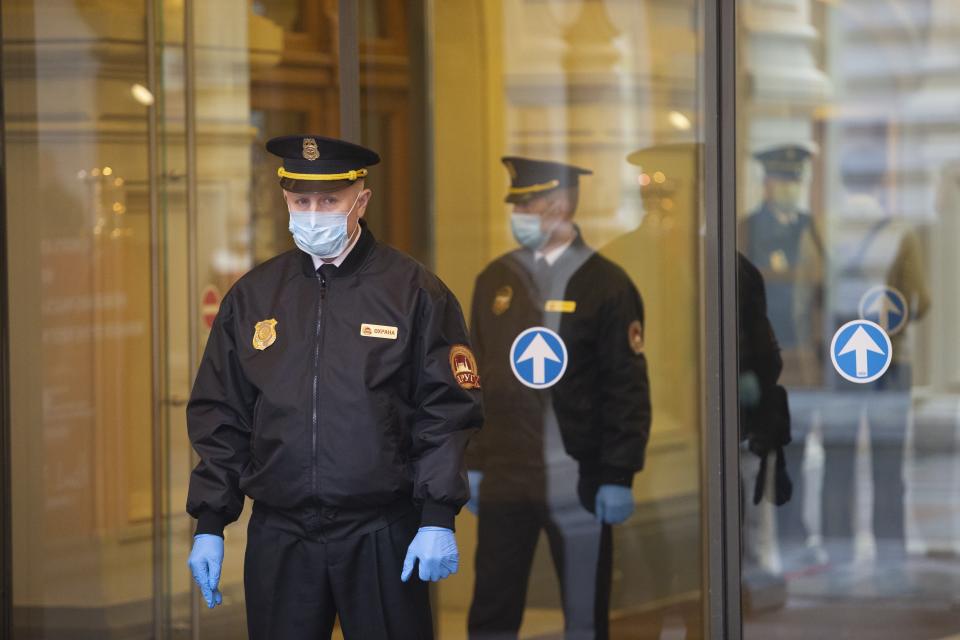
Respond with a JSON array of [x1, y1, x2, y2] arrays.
[[595, 484, 635, 525], [188, 533, 224, 608], [466, 470, 482, 515]]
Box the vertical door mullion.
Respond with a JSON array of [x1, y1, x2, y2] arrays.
[[0, 2, 11, 636], [183, 0, 201, 637], [704, 0, 742, 637], [338, 0, 361, 142], [146, 0, 166, 637]]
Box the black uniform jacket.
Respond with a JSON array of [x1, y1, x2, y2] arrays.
[[466, 230, 651, 502], [186, 220, 483, 537]]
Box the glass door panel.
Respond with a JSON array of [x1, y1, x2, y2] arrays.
[[418, 1, 704, 640], [738, 1, 960, 637], [160, 0, 341, 637], [2, 1, 156, 637]]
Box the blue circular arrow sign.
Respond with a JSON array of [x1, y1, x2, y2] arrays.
[[830, 319, 893, 384], [510, 327, 568, 389], [858, 285, 909, 336]]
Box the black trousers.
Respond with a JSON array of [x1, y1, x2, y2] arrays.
[[467, 501, 613, 640], [244, 503, 432, 640]]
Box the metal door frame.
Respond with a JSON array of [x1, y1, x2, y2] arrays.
[[703, 0, 742, 637], [0, 3, 11, 637]]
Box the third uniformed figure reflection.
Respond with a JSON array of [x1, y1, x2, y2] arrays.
[[466, 157, 652, 639], [740, 144, 824, 388]]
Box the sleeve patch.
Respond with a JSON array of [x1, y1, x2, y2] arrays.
[[628, 320, 644, 354], [449, 344, 481, 389]]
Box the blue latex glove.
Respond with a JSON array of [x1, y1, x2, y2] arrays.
[[466, 470, 482, 515], [188, 534, 224, 608], [595, 484, 635, 525], [401, 527, 459, 582]]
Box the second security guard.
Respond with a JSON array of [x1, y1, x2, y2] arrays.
[[185, 135, 483, 639], [466, 157, 652, 638]]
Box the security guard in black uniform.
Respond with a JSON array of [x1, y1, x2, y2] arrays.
[[185, 135, 483, 640], [466, 157, 651, 639]]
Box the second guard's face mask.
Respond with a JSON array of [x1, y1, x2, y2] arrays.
[[288, 190, 362, 258], [510, 212, 547, 250]]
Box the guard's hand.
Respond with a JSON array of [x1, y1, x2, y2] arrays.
[[466, 470, 483, 515], [188, 534, 224, 608], [401, 527, 459, 582], [595, 484, 634, 525]]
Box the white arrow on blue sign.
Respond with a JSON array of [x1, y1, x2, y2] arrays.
[[858, 285, 909, 336], [510, 326, 568, 389], [830, 319, 893, 384]]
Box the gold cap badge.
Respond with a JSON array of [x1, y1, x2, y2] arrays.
[[302, 138, 319, 161], [492, 285, 513, 316], [449, 344, 481, 390], [253, 318, 278, 351]]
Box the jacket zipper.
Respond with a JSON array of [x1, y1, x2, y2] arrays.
[[312, 271, 327, 507]]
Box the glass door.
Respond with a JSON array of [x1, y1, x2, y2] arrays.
[[159, 1, 344, 637], [2, 1, 158, 637], [737, 0, 960, 637]]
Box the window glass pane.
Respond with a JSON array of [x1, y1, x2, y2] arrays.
[[738, 1, 960, 636], [365, 1, 708, 637], [2, 1, 154, 636]]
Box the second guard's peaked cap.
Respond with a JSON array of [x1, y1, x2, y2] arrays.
[[267, 134, 381, 193], [501, 156, 593, 203], [753, 143, 815, 180], [626, 142, 702, 168]]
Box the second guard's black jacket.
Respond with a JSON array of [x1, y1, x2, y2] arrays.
[[466, 230, 651, 502], [186, 220, 484, 537]]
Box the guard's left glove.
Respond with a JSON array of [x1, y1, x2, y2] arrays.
[[595, 484, 635, 525], [401, 527, 459, 582], [188, 533, 224, 608]]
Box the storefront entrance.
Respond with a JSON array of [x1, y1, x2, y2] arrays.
[[3, 1, 960, 639]]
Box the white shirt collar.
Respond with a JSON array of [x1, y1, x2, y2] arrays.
[[535, 237, 574, 266], [311, 226, 362, 271]]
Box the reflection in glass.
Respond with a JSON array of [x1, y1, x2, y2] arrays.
[[426, 1, 707, 635], [465, 158, 651, 639], [740, 0, 959, 636], [3, 1, 154, 637]]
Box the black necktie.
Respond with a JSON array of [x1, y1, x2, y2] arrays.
[[317, 263, 337, 282]]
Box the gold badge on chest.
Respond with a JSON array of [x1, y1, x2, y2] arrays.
[[253, 318, 278, 351], [492, 285, 513, 316], [769, 249, 789, 273]]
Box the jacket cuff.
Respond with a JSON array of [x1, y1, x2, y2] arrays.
[[600, 465, 636, 488], [194, 510, 230, 538], [420, 500, 457, 531]]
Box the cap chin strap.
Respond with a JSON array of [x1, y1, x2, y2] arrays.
[[278, 167, 369, 181], [508, 179, 560, 196]]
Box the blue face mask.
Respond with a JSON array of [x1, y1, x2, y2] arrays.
[[510, 213, 547, 250], [288, 191, 362, 258]]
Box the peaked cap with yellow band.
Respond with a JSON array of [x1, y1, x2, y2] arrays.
[[501, 156, 592, 204], [266, 134, 381, 193]]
